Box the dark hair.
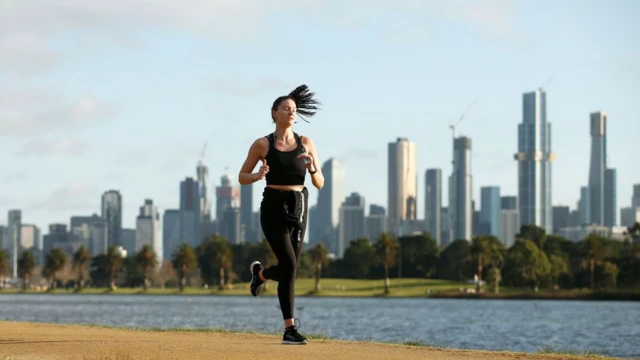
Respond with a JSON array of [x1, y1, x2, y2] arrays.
[[271, 84, 321, 123]]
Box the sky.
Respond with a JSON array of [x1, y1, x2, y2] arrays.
[[1, 0, 639, 233]]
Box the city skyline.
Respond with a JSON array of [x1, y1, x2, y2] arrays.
[[1, 1, 638, 233]]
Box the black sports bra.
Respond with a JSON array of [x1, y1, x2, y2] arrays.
[[264, 133, 307, 186]]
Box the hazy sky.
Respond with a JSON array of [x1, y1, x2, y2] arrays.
[[1, 0, 638, 233]]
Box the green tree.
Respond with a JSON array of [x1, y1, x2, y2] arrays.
[[397, 233, 438, 278], [578, 234, 606, 291], [517, 225, 547, 250], [17, 250, 36, 291], [172, 243, 198, 292], [374, 232, 398, 294], [0, 249, 10, 290], [471, 236, 493, 293], [435, 239, 474, 281], [72, 246, 91, 290], [308, 242, 329, 293], [134, 245, 158, 291], [44, 248, 67, 290], [197, 236, 232, 290], [507, 239, 551, 290], [341, 238, 375, 279]]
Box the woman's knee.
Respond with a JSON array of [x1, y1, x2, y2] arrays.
[[279, 256, 297, 281]]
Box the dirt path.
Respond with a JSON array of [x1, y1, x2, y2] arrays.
[[0, 321, 610, 360]]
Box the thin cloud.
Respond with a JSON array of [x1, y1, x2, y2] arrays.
[[0, 89, 115, 137], [0, 32, 58, 78], [18, 137, 90, 157], [29, 181, 95, 211], [206, 77, 291, 97]]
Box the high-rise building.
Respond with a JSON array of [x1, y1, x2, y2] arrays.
[[388, 138, 417, 236], [425, 169, 442, 245], [70, 215, 107, 257], [101, 190, 122, 248], [514, 89, 554, 233], [162, 209, 180, 260], [338, 193, 366, 258], [449, 137, 472, 241], [240, 184, 254, 242], [501, 210, 520, 247], [632, 184, 640, 208], [365, 204, 387, 242], [135, 199, 162, 262], [578, 186, 590, 225], [480, 187, 501, 238], [588, 112, 607, 225], [552, 206, 570, 234], [181, 177, 202, 246], [196, 161, 211, 224], [620, 207, 640, 228], [604, 169, 617, 226], [314, 158, 346, 252], [7, 210, 21, 277], [500, 196, 518, 211], [221, 207, 242, 244]]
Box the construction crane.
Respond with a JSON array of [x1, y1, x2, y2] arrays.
[[449, 99, 477, 140], [198, 140, 208, 165], [540, 76, 553, 92]]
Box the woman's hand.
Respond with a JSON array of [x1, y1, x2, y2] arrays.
[[296, 152, 315, 172]]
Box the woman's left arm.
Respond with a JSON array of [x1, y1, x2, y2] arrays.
[[302, 136, 324, 190]]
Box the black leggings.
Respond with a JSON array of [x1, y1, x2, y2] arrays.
[[260, 187, 309, 320]]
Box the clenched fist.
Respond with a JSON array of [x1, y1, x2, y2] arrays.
[[256, 158, 269, 180]]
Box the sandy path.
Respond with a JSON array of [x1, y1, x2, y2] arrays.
[[0, 321, 610, 360]]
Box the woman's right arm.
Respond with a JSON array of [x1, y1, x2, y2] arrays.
[[238, 138, 267, 185]]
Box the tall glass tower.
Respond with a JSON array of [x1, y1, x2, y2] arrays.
[[514, 89, 555, 234]]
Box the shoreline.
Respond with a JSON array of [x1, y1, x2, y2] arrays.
[[0, 321, 618, 360], [1, 288, 639, 301]]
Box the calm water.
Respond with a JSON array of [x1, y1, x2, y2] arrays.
[[0, 294, 638, 358]]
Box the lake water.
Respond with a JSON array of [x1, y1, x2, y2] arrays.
[[0, 294, 638, 358]]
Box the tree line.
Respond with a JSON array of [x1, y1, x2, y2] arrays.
[[2, 222, 639, 294]]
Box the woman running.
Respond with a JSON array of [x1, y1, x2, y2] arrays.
[[238, 84, 324, 345]]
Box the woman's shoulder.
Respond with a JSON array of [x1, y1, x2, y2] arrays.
[[297, 133, 315, 147]]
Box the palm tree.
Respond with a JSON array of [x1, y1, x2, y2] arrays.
[[72, 246, 91, 290], [579, 234, 605, 291], [104, 245, 125, 290], [0, 249, 9, 291], [375, 232, 398, 295], [17, 250, 36, 291], [134, 245, 158, 291], [171, 244, 198, 292], [308, 242, 329, 293], [44, 248, 67, 290]]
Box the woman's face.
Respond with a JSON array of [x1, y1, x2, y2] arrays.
[[272, 98, 296, 126]]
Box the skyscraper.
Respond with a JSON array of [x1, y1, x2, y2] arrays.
[[7, 210, 21, 277], [588, 112, 607, 225], [338, 193, 366, 258], [633, 184, 640, 208], [196, 162, 211, 224], [514, 89, 554, 234], [181, 177, 202, 246], [388, 138, 417, 235], [314, 158, 345, 252], [240, 183, 254, 242], [135, 199, 162, 262], [604, 168, 617, 226], [101, 190, 122, 248], [449, 137, 472, 241], [425, 169, 442, 245], [578, 186, 590, 225], [480, 186, 501, 238]]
